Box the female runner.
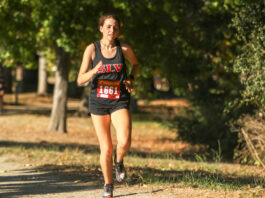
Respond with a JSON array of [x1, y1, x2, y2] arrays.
[[77, 14, 139, 198]]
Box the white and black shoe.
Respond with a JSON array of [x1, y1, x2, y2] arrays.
[[103, 183, 113, 198], [114, 154, 126, 183]]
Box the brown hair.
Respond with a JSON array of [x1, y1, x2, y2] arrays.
[[98, 14, 121, 30]]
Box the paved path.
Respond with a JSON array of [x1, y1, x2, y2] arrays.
[[0, 156, 175, 198]]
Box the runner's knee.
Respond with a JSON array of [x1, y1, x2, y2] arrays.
[[100, 145, 113, 159], [117, 138, 131, 150]]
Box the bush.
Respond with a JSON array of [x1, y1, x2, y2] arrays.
[[229, 0, 265, 165], [232, 112, 265, 166], [231, 1, 265, 110]]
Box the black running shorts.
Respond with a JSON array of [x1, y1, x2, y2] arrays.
[[89, 103, 130, 115]]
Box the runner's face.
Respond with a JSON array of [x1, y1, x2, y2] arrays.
[[100, 18, 119, 41]]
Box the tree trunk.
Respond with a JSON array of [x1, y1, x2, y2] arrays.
[[2, 67, 12, 93], [48, 46, 70, 133], [15, 63, 23, 105], [37, 52, 47, 96]]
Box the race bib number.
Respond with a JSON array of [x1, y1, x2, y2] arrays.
[[97, 80, 120, 99]]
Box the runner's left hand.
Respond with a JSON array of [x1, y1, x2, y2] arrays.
[[123, 80, 134, 93]]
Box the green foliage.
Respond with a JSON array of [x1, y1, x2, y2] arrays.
[[0, 50, 15, 67], [0, 0, 120, 70], [227, 1, 265, 165], [30, 0, 101, 53], [1, 0, 262, 158], [231, 1, 265, 110], [0, 0, 37, 67], [147, 0, 241, 157]]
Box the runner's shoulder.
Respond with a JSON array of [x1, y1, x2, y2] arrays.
[[120, 43, 134, 57], [120, 43, 132, 51], [85, 43, 95, 53], [84, 43, 96, 59]]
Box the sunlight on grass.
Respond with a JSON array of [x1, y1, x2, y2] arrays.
[[0, 136, 264, 194], [2, 142, 264, 192], [0, 96, 265, 196]]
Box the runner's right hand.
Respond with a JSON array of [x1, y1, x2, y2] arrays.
[[93, 60, 103, 75]]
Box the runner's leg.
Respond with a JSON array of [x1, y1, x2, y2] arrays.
[[111, 108, 132, 162], [91, 114, 113, 184]]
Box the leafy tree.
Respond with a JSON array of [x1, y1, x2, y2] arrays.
[[229, 0, 265, 165], [0, 0, 37, 103], [1, 0, 256, 152], [231, 0, 265, 111], [0, 0, 127, 133], [114, 0, 241, 156], [29, 0, 97, 132], [0, 0, 37, 67], [29, 0, 124, 132], [170, 1, 241, 157], [0, 0, 37, 68]]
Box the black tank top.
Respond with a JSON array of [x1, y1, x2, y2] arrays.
[[89, 40, 130, 107]]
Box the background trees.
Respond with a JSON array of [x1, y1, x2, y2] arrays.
[[230, 0, 265, 165], [0, 0, 264, 162], [120, 0, 241, 157], [0, 0, 37, 104], [231, 1, 265, 111], [29, 0, 99, 132], [0, 0, 37, 66]]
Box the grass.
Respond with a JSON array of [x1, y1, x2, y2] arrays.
[[0, 93, 265, 197]]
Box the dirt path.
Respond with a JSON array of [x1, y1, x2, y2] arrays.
[[0, 156, 249, 198], [0, 156, 179, 198], [1, 94, 261, 198]]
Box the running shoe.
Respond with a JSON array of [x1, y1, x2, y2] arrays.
[[103, 183, 113, 198], [114, 154, 126, 182]]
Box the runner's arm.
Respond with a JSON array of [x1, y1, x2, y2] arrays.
[[121, 44, 139, 79], [77, 44, 102, 86]]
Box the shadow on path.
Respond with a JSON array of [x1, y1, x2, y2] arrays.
[[0, 140, 195, 161], [1, 105, 77, 116], [1, 140, 264, 194], [33, 161, 265, 191], [0, 140, 100, 155], [0, 166, 100, 198]]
